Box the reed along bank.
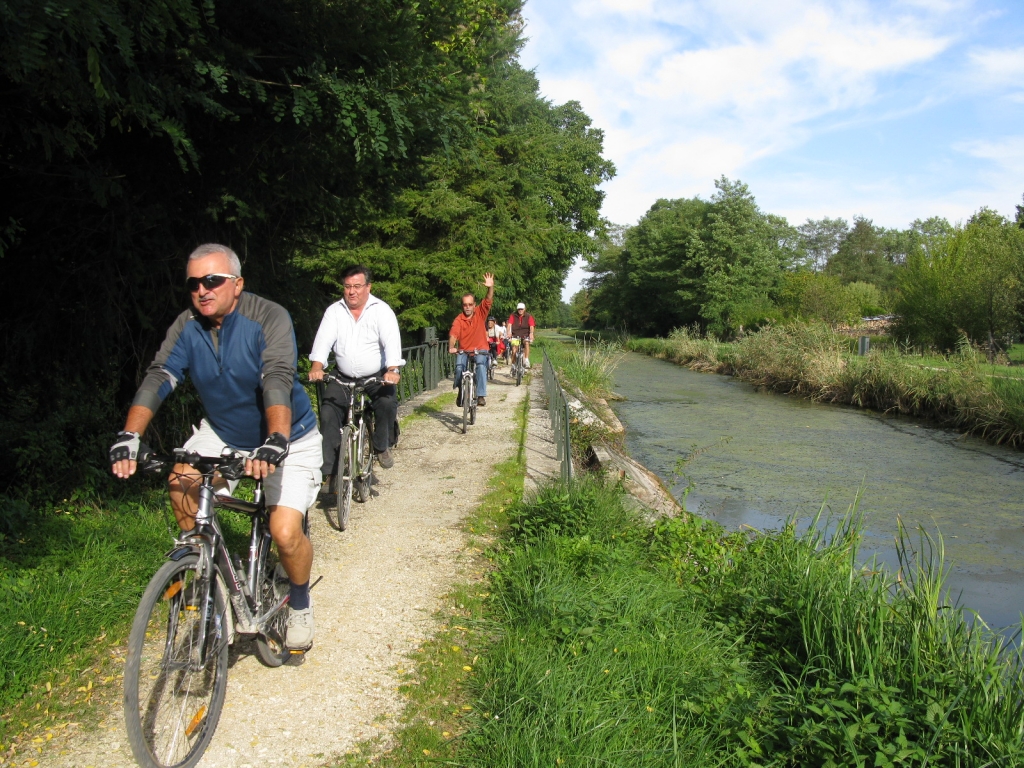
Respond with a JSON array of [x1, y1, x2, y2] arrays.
[[450, 481, 1024, 766]]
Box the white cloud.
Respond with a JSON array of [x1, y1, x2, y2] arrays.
[[523, 0, 1023, 240], [968, 47, 1024, 86], [956, 135, 1024, 172]]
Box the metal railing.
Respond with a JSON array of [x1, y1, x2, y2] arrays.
[[542, 350, 573, 485], [395, 338, 454, 403]]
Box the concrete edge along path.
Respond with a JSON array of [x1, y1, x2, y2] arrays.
[[40, 366, 533, 768], [523, 370, 563, 499]]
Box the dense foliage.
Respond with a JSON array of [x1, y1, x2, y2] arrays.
[[580, 186, 1024, 348], [0, 0, 611, 498], [893, 210, 1024, 350], [584, 178, 796, 335]]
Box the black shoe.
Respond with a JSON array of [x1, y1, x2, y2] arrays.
[[478, 396, 486, 406], [376, 449, 394, 469], [456, 390, 464, 408]]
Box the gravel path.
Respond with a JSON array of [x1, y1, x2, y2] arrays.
[[41, 372, 527, 768]]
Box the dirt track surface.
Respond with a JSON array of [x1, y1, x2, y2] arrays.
[[41, 372, 527, 768]]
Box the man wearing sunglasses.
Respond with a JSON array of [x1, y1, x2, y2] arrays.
[[308, 265, 404, 475], [109, 243, 322, 652]]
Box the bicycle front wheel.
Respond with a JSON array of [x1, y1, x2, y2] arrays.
[[329, 428, 358, 528], [462, 376, 471, 434], [515, 356, 523, 386], [354, 415, 373, 503], [339, 425, 355, 530], [124, 555, 228, 768]]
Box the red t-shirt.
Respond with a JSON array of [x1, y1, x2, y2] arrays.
[[449, 297, 493, 351]]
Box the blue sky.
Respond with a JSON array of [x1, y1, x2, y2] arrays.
[[516, 0, 1024, 300]]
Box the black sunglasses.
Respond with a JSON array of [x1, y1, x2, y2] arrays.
[[186, 273, 237, 292]]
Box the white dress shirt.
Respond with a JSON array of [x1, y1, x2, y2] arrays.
[[310, 294, 405, 378]]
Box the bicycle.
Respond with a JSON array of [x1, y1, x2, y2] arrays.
[[456, 350, 482, 434], [487, 343, 498, 382], [509, 337, 525, 386], [319, 371, 380, 532], [124, 449, 307, 768]]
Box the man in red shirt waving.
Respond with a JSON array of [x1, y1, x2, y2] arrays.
[[507, 301, 535, 368], [449, 273, 495, 406]]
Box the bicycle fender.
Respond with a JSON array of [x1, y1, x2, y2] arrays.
[[165, 544, 199, 561]]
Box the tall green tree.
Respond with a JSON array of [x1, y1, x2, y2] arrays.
[[295, 65, 614, 329], [586, 178, 795, 335], [796, 217, 849, 272], [893, 210, 1024, 349], [0, 0, 610, 496], [825, 216, 894, 286]]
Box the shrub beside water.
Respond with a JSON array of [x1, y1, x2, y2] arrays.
[[460, 482, 1024, 766]]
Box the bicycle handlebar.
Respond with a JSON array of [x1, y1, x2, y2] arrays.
[[137, 448, 248, 480], [312, 372, 383, 388]]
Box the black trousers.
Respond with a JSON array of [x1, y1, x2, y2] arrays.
[[320, 375, 398, 475]]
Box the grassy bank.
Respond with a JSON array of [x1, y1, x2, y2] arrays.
[[455, 482, 1024, 766], [0, 485, 256, 756], [0, 489, 171, 749], [629, 324, 1024, 446]]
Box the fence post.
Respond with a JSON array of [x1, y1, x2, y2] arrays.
[[422, 326, 438, 389]]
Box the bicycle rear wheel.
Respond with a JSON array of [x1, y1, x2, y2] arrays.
[[354, 415, 373, 503], [124, 555, 228, 768], [254, 536, 289, 668]]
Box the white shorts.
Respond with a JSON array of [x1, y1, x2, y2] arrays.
[[183, 420, 323, 514]]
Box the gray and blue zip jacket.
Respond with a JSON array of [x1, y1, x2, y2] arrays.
[[132, 292, 318, 451]]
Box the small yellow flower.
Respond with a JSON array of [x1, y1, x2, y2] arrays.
[[603, 669, 609, 674], [463, 666, 473, 671], [442, 731, 451, 738], [422, 748, 431, 755], [646, 706, 654, 712]]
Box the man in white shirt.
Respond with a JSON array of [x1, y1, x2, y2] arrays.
[[309, 265, 404, 472]]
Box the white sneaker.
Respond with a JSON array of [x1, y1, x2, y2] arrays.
[[286, 597, 314, 649], [524, 358, 531, 369]]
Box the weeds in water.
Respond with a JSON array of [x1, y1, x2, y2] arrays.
[[671, 437, 733, 509]]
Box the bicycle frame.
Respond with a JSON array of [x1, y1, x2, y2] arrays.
[[455, 349, 484, 434], [323, 373, 376, 478], [161, 456, 286, 659]]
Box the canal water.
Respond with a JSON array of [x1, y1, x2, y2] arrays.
[[610, 352, 1024, 629]]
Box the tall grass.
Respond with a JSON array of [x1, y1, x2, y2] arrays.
[[457, 482, 1024, 766], [628, 323, 1024, 446], [540, 338, 625, 398]]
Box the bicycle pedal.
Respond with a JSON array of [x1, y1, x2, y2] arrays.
[[285, 649, 308, 666]]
